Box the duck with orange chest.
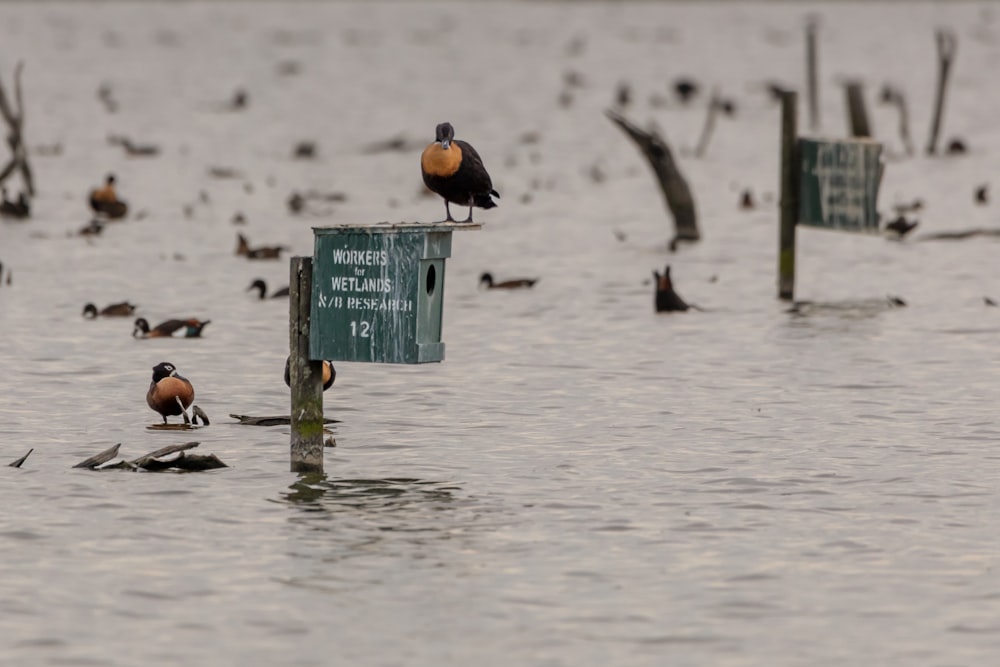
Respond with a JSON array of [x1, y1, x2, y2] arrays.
[[284, 356, 336, 391], [89, 173, 128, 219], [133, 317, 211, 338], [146, 361, 195, 425], [421, 122, 499, 223]]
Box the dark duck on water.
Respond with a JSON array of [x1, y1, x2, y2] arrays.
[[83, 301, 137, 318], [146, 362, 195, 424], [421, 122, 499, 223], [133, 317, 211, 338]]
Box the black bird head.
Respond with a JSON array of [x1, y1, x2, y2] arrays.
[[435, 122, 455, 149], [151, 362, 178, 382], [479, 272, 494, 287], [106, 174, 116, 185], [82, 303, 98, 318], [247, 279, 267, 299], [132, 317, 150, 336]]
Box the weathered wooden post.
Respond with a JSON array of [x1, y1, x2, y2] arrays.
[[289, 222, 475, 471], [925, 28, 957, 155], [289, 256, 324, 472], [806, 18, 819, 131], [778, 91, 799, 300], [844, 82, 871, 138]]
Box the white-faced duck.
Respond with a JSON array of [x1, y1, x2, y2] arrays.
[[89, 174, 128, 219], [83, 301, 137, 318], [247, 278, 289, 299], [146, 362, 195, 424], [235, 232, 288, 260], [421, 122, 499, 223], [479, 272, 538, 290], [653, 265, 690, 312], [133, 317, 211, 338], [284, 356, 336, 391]]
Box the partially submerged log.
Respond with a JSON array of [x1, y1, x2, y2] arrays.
[[0, 62, 34, 197], [73, 443, 121, 469], [231, 413, 339, 426], [74, 441, 228, 472], [918, 227, 1000, 241], [8, 448, 32, 468], [605, 109, 700, 251]]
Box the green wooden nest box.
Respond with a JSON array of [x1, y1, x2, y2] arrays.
[[310, 222, 475, 364]]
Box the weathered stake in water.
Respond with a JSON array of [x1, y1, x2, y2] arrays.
[[289, 256, 324, 473]]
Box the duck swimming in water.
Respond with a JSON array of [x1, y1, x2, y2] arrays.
[[83, 301, 137, 318], [146, 361, 196, 424], [421, 122, 499, 223], [89, 174, 128, 219], [133, 317, 211, 338], [247, 278, 289, 299], [479, 272, 538, 289]]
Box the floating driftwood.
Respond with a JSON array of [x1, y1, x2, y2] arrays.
[[918, 228, 1000, 241], [8, 448, 32, 468], [73, 443, 121, 469], [74, 441, 227, 472], [230, 413, 339, 426], [605, 109, 699, 251]]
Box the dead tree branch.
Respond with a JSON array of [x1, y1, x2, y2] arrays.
[[606, 109, 700, 251]]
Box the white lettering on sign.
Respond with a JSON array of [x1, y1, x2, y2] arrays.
[[810, 141, 880, 231], [330, 248, 388, 266], [350, 321, 371, 338], [330, 276, 392, 293]]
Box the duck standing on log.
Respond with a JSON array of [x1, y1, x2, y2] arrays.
[[146, 362, 195, 424], [89, 174, 128, 219], [421, 122, 499, 223]]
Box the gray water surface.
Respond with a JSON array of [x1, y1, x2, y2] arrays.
[[1, 2, 999, 665]]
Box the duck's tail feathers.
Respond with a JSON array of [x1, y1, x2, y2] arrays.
[[474, 192, 498, 209]]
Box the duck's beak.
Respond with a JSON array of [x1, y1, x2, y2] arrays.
[[440, 138, 451, 149]]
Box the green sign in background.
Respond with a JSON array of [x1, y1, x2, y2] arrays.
[[799, 138, 883, 233], [311, 225, 451, 364]]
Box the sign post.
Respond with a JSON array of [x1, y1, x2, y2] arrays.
[[289, 221, 479, 472], [777, 94, 884, 301]]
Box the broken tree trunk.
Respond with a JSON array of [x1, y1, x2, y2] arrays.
[[605, 109, 700, 251], [925, 28, 957, 155], [0, 62, 34, 197]]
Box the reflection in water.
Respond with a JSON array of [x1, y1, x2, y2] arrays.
[[280, 473, 460, 515]]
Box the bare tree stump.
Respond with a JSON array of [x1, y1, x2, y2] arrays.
[[605, 109, 700, 251], [925, 28, 957, 155], [0, 62, 34, 197]]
